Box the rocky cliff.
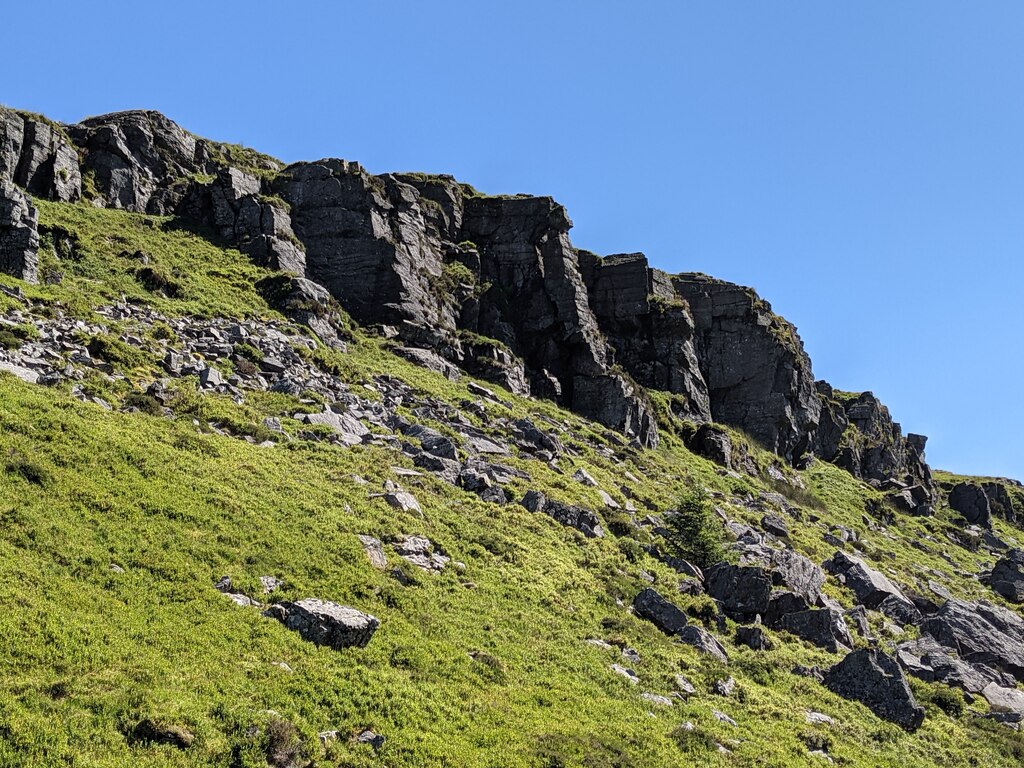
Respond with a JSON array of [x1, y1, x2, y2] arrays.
[[3, 105, 1024, 766], [0, 107, 960, 494]]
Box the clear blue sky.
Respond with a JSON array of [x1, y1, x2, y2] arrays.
[[7, 2, 1023, 478]]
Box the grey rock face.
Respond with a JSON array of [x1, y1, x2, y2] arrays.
[[742, 543, 825, 605], [261, 275, 349, 351], [823, 550, 916, 616], [686, 424, 733, 468], [633, 588, 689, 636], [777, 608, 853, 653], [0, 108, 81, 201], [181, 167, 306, 275], [678, 625, 729, 663], [736, 625, 773, 651], [705, 563, 773, 618], [521, 490, 604, 538], [983, 683, 1024, 716], [947, 482, 992, 528], [462, 196, 657, 447], [0, 183, 39, 283], [70, 110, 210, 213], [989, 549, 1024, 603], [824, 649, 925, 731], [896, 635, 997, 694], [921, 599, 1024, 682], [269, 598, 379, 649], [392, 534, 450, 573], [281, 160, 456, 330], [672, 273, 820, 462], [579, 252, 710, 422], [813, 384, 935, 507]]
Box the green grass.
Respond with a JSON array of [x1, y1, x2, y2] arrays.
[[0, 201, 1022, 766]]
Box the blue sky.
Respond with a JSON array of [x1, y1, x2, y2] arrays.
[[7, 2, 1023, 478]]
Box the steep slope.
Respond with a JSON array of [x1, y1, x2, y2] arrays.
[[0, 107, 1022, 767]]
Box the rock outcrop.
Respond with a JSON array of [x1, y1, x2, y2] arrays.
[[0, 108, 81, 202], [280, 161, 455, 330], [823, 649, 925, 731], [70, 110, 281, 214], [0, 106, 954, 487], [823, 550, 921, 624], [181, 167, 305, 274], [813, 385, 936, 510], [0, 183, 39, 283], [633, 588, 689, 636], [671, 274, 820, 462], [920, 599, 1024, 682], [946, 482, 992, 528], [579, 252, 710, 422], [989, 550, 1024, 603], [279, 166, 658, 447]]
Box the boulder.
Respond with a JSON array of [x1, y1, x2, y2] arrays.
[[521, 491, 604, 538], [777, 608, 853, 653], [742, 543, 825, 605], [392, 534, 449, 573], [736, 625, 773, 651], [687, 424, 733, 467], [876, 593, 923, 627], [989, 550, 1024, 603], [983, 683, 1024, 716], [678, 625, 729, 663], [823, 649, 925, 731], [764, 590, 810, 627], [896, 635, 995, 694], [705, 563, 772, 618], [0, 182, 39, 283], [823, 550, 917, 617], [268, 598, 379, 649], [357, 535, 387, 570], [633, 588, 689, 636], [947, 482, 991, 528], [760, 514, 790, 538]]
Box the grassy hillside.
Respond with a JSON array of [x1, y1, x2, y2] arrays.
[[0, 201, 1022, 766]]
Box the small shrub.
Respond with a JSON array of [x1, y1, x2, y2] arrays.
[[918, 683, 965, 718], [234, 342, 264, 364], [134, 265, 182, 297], [264, 716, 305, 768], [149, 321, 177, 342], [616, 537, 645, 563], [123, 392, 164, 416], [85, 334, 151, 370], [670, 724, 720, 755], [662, 486, 728, 569], [604, 509, 636, 538], [0, 322, 39, 349], [800, 729, 832, 753], [5, 451, 50, 487]]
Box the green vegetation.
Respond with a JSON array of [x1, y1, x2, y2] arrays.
[[0, 199, 1020, 766]]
